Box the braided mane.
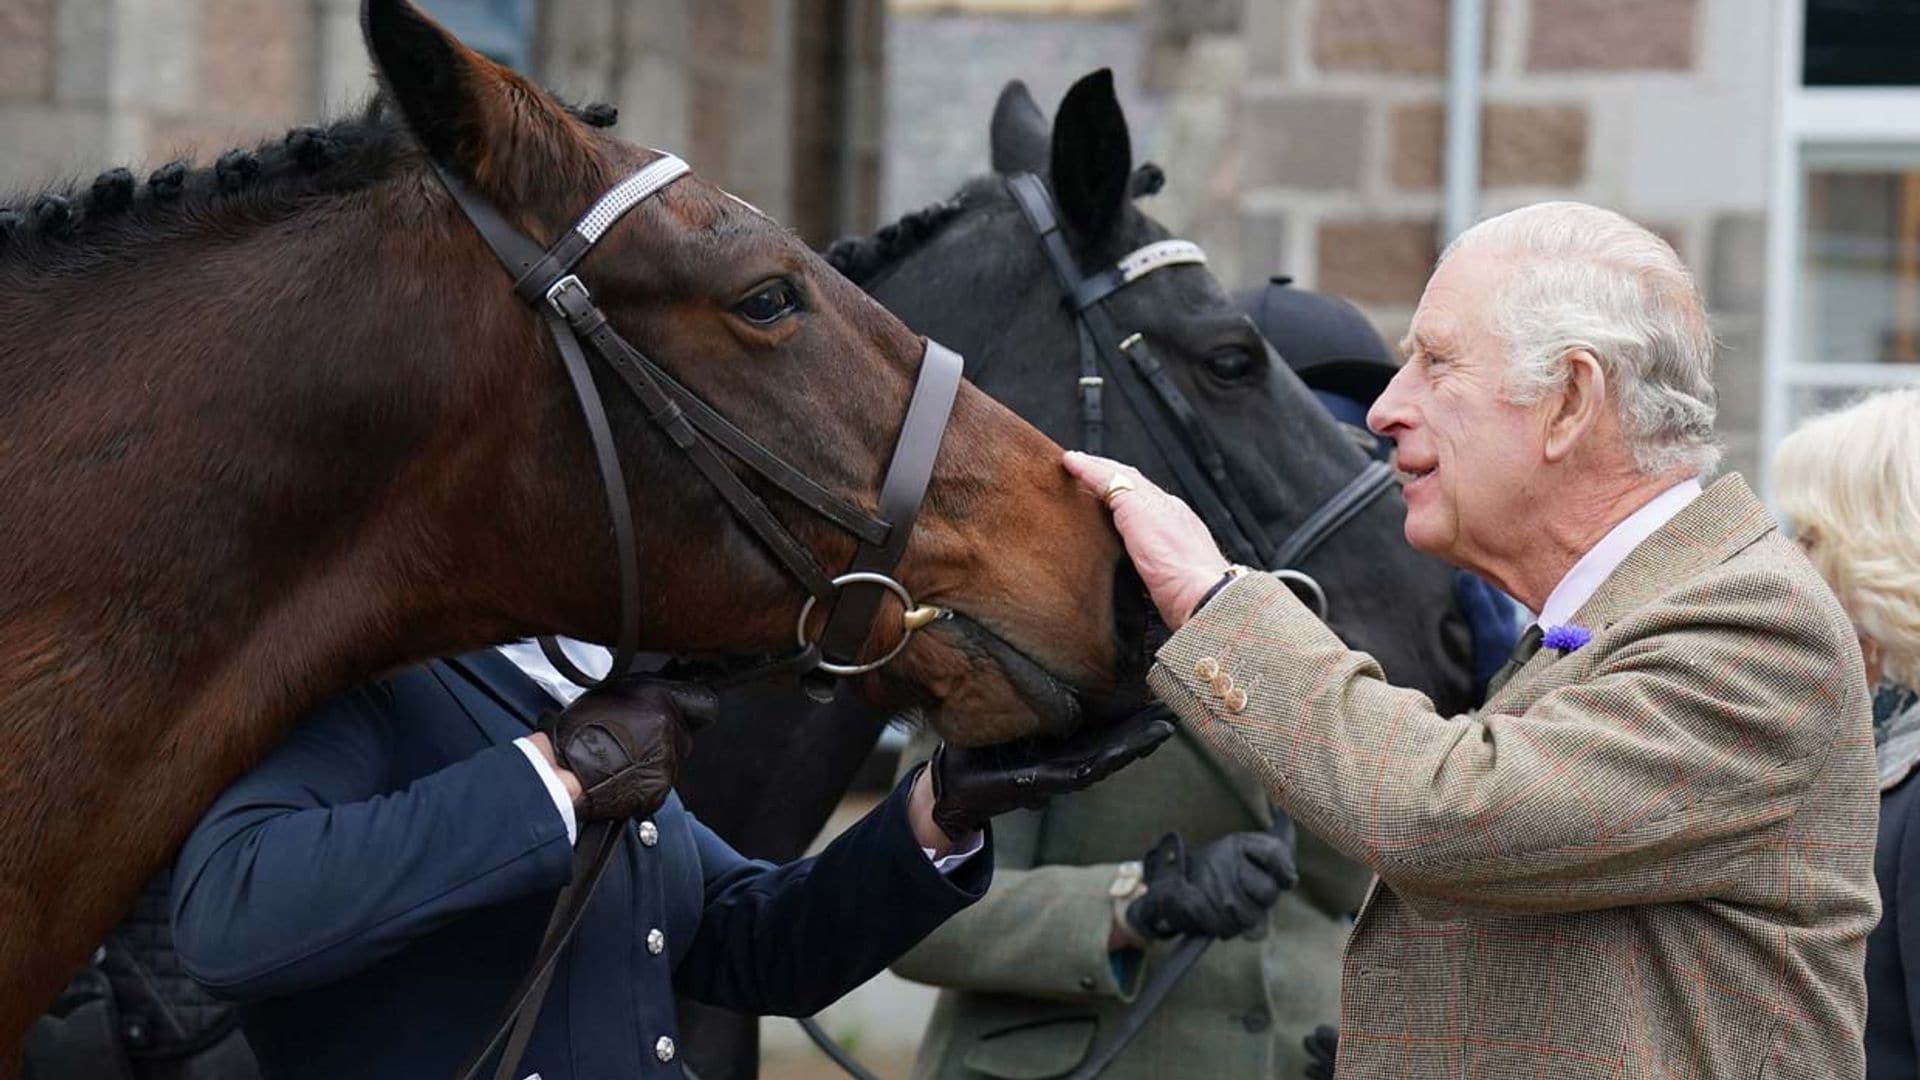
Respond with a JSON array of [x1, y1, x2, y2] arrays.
[[0, 99, 619, 274], [822, 162, 1166, 287], [823, 195, 971, 285]]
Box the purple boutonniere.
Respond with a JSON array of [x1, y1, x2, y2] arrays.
[[1542, 624, 1592, 654]]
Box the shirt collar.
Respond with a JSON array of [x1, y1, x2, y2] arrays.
[[1533, 478, 1704, 630], [494, 638, 612, 706]]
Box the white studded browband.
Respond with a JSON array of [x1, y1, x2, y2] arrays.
[[572, 153, 692, 243], [1116, 239, 1207, 284]]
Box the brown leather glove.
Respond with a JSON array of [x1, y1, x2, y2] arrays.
[[537, 677, 715, 822]]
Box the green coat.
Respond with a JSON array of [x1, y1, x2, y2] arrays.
[[892, 722, 1370, 1080]]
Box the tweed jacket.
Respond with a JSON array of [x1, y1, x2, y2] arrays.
[[1148, 475, 1879, 1080], [890, 723, 1370, 1080]]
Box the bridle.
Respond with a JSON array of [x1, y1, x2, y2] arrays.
[[433, 152, 964, 691], [1003, 172, 1396, 616], [432, 151, 964, 1080]]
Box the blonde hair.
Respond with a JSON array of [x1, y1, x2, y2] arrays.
[[1773, 388, 1920, 688], [1444, 202, 1721, 477]]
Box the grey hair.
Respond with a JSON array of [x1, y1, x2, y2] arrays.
[[1442, 202, 1721, 477]]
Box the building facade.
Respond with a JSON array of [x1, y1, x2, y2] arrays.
[[0, 0, 885, 247], [888, 0, 1920, 489]]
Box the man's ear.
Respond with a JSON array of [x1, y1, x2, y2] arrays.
[[1541, 350, 1610, 464], [361, 0, 594, 203]]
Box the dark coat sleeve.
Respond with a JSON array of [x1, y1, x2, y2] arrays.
[[672, 768, 991, 1017], [1900, 785, 1920, 1064], [169, 683, 575, 1000]]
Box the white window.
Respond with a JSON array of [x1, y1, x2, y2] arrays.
[[1764, 1, 1920, 491]]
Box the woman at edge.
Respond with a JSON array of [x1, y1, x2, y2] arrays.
[[1773, 388, 1920, 1078]]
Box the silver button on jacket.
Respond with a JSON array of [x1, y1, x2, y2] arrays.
[[637, 820, 659, 847], [654, 1036, 676, 1062], [646, 928, 666, 955]]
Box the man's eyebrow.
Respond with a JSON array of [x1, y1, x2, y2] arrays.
[[1399, 330, 1420, 357]]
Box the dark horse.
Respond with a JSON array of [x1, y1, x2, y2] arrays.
[[671, 71, 1477, 1076], [0, 3, 1148, 1056]]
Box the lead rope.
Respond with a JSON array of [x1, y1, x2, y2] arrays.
[[452, 820, 620, 1080], [1059, 810, 1296, 1080]]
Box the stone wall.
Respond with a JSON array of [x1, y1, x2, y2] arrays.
[[1147, 0, 1778, 480], [1, 0, 885, 246], [883, 2, 1160, 217]]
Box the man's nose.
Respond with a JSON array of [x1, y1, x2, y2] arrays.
[[1367, 365, 1417, 437]]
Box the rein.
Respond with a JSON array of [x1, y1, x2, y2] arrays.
[[1003, 172, 1396, 610], [432, 152, 964, 1080]]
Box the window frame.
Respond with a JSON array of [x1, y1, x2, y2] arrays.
[[1763, 1, 1920, 493]]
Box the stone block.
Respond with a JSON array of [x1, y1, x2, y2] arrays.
[[692, 0, 777, 64], [1242, 95, 1368, 191], [1389, 101, 1588, 190], [1710, 313, 1763, 441], [1717, 430, 1758, 488], [130, 0, 203, 114], [1238, 209, 1290, 279], [0, 0, 55, 103], [1707, 212, 1767, 315], [1313, 0, 1490, 76], [0, 106, 112, 191], [199, 0, 309, 125], [53, 0, 112, 106], [1244, 0, 1297, 78], [687, 69, 736, 185], [1529, 0, 1697, 72], [1317, 217, 1440, 307]]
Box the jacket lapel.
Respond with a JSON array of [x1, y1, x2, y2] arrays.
[[1479, 474, 1775, 714], [434, 650, 559, 747]]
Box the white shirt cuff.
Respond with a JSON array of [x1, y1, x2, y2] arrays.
[[513, 736, 578, 846], [923, 829, 985, 874]]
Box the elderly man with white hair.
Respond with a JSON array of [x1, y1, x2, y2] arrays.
[[1065, 201, 1879, 1079]]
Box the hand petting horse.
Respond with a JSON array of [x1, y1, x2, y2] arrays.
[[0, 0, 1147, 1054]]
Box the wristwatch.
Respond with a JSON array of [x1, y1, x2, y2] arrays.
[[1188, 564, 1253, 620]]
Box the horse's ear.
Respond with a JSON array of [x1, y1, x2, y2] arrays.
[[990, 80, 1051, 175], [360, 0, 588, 201], [1049, 69, 1131, 244]]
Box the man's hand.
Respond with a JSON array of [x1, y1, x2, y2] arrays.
[[1061, 451, 1229, 629], [537, 677, 715, 822], [1125, 826, 1298, 941], [915, 706, 1177, 845]]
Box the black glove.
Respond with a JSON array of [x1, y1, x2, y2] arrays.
[[1125, 824, 1298, 940], [1304, 1023, 1338, 1080], [926, 706, 1176, 841], [537, 677, 715, 822]]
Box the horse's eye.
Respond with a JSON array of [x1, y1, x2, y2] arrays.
[[1206, 348, 1258, 381], [734, 280, 802, 326]]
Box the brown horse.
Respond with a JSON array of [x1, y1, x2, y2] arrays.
[[0, 0, 1140, 1057]]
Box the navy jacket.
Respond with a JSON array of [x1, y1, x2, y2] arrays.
[[1869, 769, 1920, 1078], [169, 651, 989, 1079]]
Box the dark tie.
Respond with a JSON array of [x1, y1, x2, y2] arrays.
[[1486, 623, 1544, 699]]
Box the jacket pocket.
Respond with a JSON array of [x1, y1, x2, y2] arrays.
[[962, 1014, 1097, 1080]]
